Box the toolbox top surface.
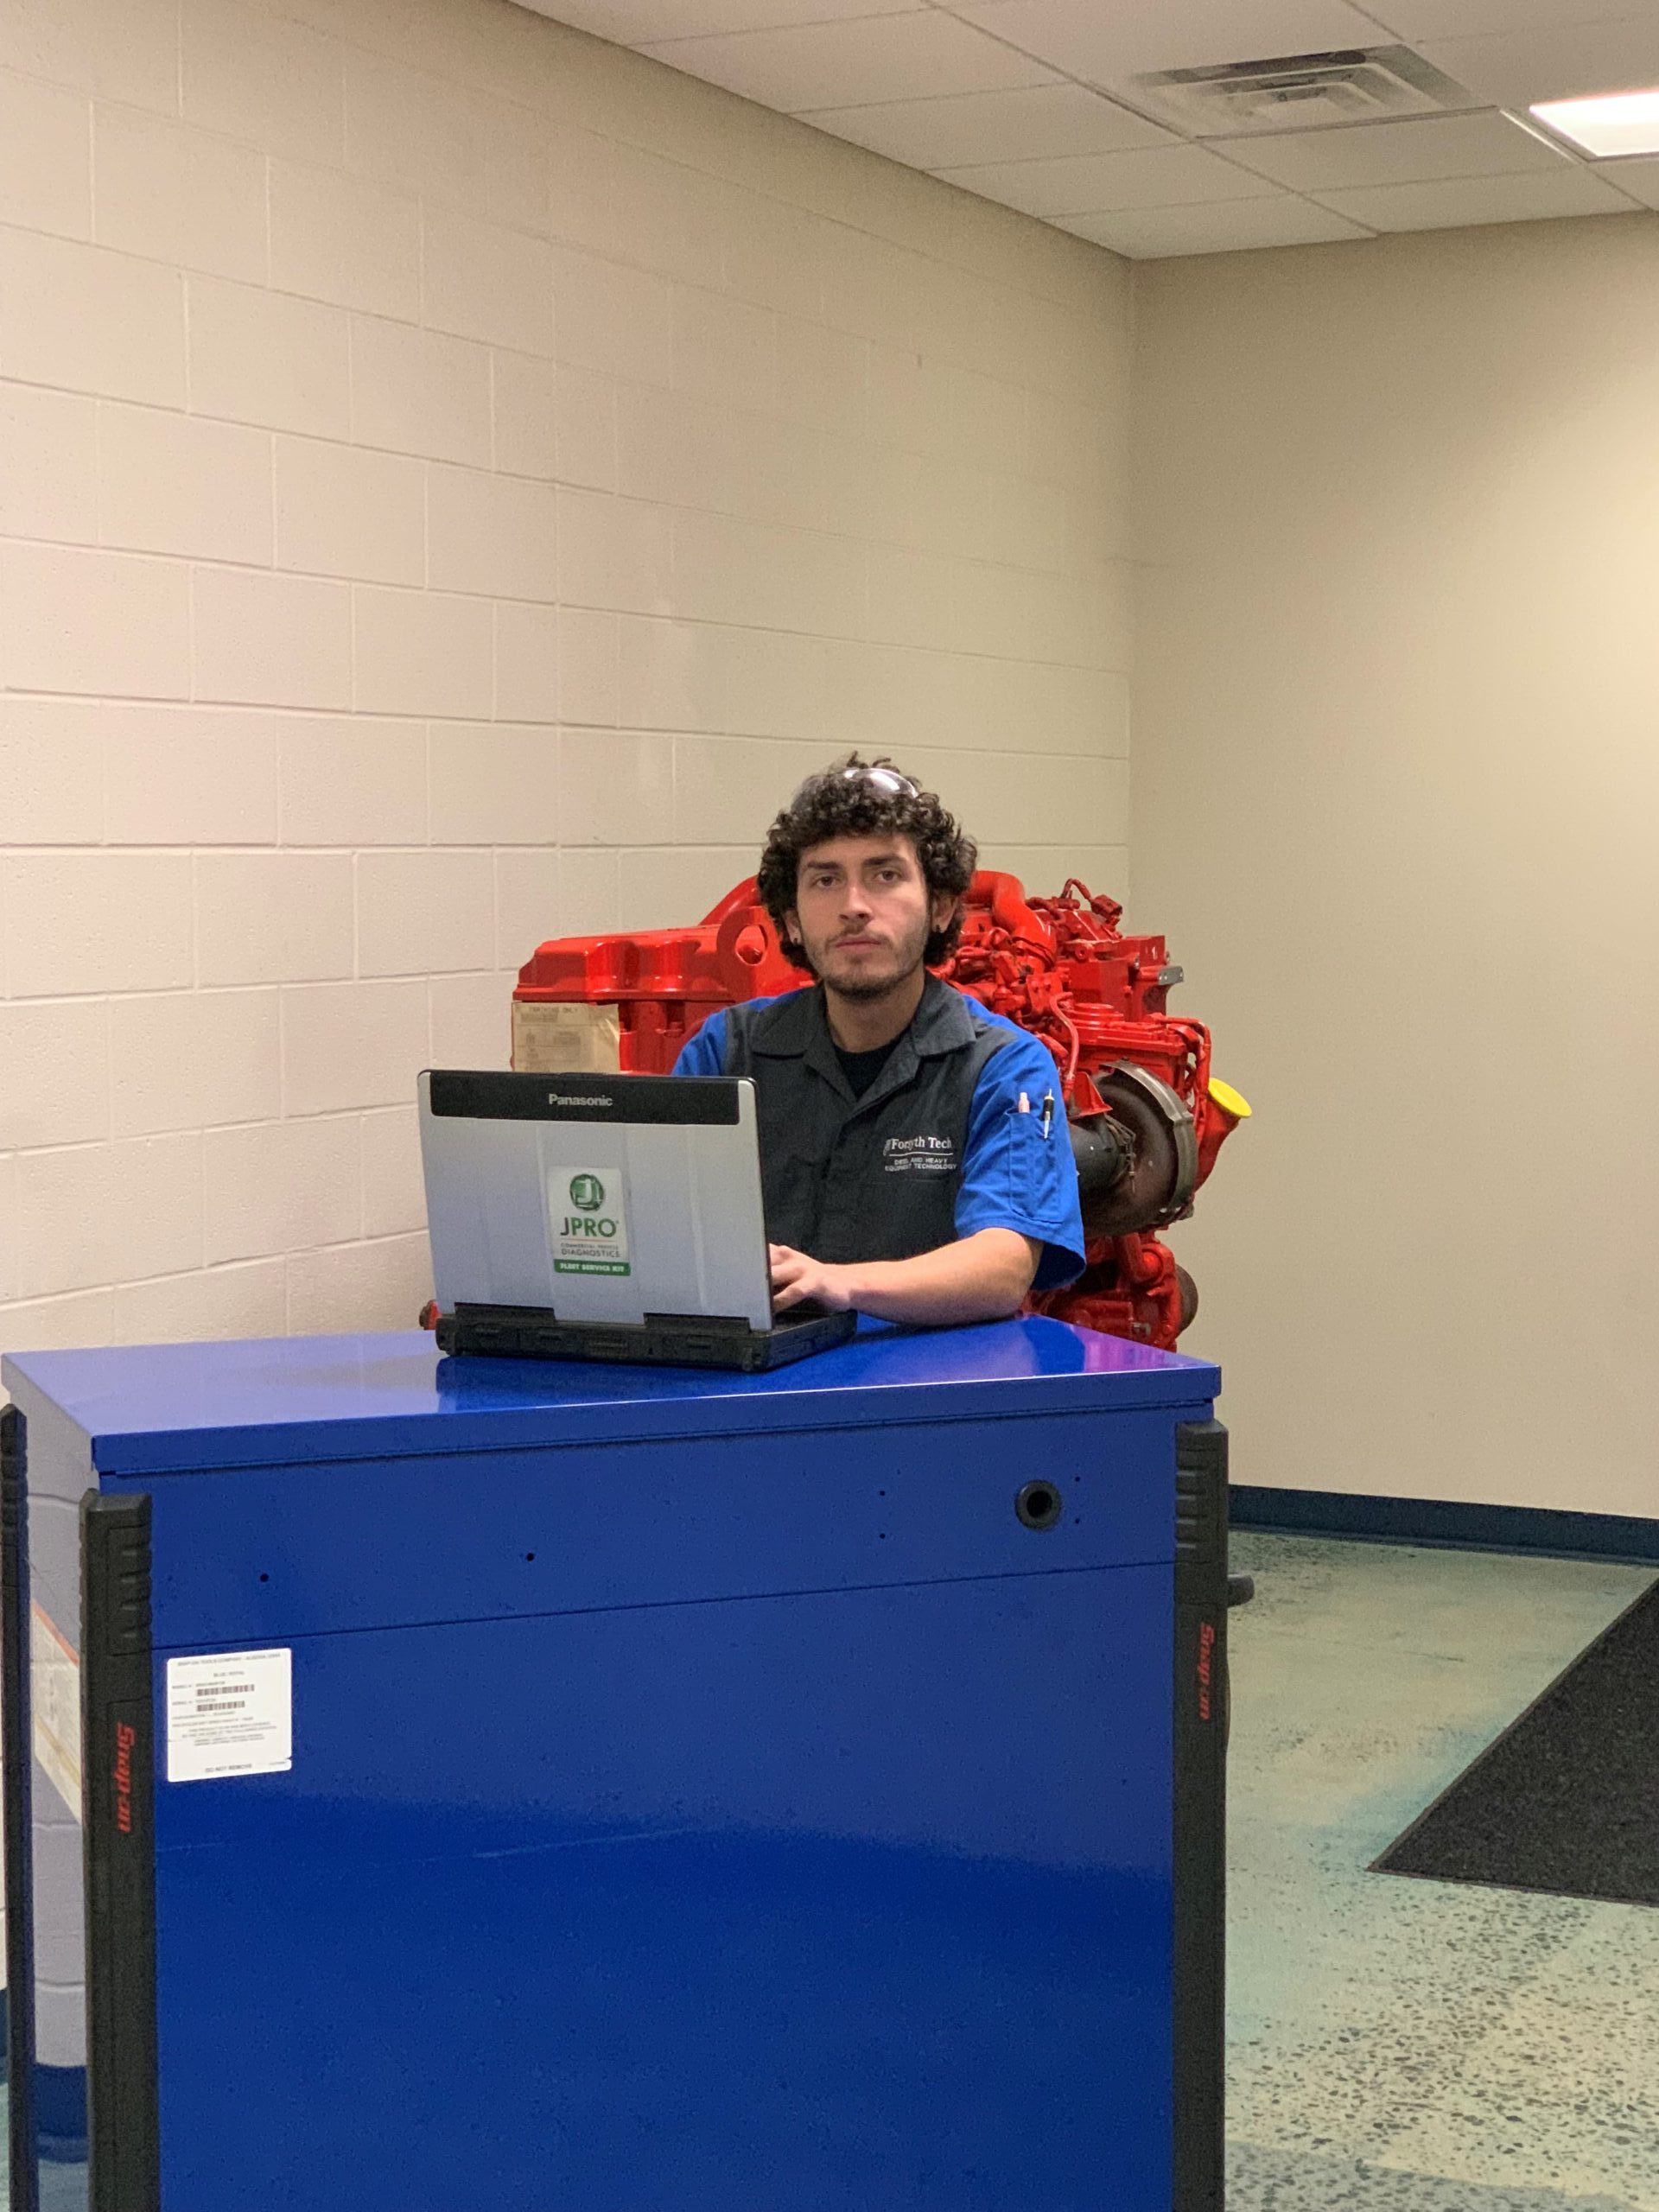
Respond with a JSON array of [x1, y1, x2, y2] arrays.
[[3, 1317, 1218, 1475]]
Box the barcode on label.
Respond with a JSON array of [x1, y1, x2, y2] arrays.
[[167, 1647, 292, 1783]]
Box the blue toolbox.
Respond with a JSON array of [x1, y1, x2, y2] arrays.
[[2, 1317, 1228, 2212]]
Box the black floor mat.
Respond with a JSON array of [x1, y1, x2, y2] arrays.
[[1373, 1576, 1659, 1908]]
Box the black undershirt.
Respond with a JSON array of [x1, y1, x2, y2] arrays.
[[835, 1033, 902, 1099]]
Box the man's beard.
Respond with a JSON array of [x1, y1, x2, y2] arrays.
[[805, 924, 929, 1002], [831, 963, 918, 1003]]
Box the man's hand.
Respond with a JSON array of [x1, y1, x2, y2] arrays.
[[770, 1229, 1041, 1327], [769, 1244, 858, 1313]]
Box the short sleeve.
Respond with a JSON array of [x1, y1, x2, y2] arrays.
[[671, 1010, 730, 1077], [955, 1034, 1086, 1291]]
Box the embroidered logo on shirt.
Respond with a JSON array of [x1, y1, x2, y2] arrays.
[[883, 1135, 956, 1173]]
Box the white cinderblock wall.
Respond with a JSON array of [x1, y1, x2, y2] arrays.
[[0, 0, 1134, 1358]]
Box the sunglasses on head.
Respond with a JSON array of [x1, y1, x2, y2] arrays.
[[838, 764, 918, 800]]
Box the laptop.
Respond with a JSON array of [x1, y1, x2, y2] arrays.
[[417, 1069, 858, 1371]]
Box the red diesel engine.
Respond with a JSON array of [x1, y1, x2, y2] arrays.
[[512, 874, 1249, 1349]]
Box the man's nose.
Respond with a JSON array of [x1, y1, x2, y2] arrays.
[[840, 883, 872, 920]]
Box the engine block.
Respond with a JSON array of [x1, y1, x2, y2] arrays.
[[513, 873, 1248, 1348]]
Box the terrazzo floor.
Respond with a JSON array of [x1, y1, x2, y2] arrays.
[[3, 1534, 1654, 2209], [1226, 1532, 1659, 2212]]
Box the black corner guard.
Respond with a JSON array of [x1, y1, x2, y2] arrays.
[[81, 1491, 161, 2212], [1173, 1418, 1230, 2212], [3, 1406, 41, 2212]]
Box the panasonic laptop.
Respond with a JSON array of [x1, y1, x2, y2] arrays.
[[419, 1069, 857, 1371]]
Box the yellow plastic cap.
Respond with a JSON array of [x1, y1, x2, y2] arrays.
[[1208, 1077, 1253, 1121]]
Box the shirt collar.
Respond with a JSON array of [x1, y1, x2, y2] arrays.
[[908, 974, 977, 1056], [751, 975, 971, 1053], [751, 976, 975, 1093]]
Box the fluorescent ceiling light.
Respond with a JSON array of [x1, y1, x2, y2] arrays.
[[1530, 86, 1659, 157]]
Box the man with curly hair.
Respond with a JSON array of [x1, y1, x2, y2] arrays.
[[673, 755, 1084, 1327]]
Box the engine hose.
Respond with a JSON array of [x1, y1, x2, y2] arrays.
[[1069, 1116, 1133, 1202]]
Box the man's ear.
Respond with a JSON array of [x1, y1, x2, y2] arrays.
[[931, 891, 959, 939], [782, 907, 804, 956]]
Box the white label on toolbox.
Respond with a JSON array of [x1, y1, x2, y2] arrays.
[[166, 1648, 292, 1783], [550, 1164, 632, 1277]]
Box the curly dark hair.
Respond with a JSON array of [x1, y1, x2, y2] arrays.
[[756, 754, 977, 973]]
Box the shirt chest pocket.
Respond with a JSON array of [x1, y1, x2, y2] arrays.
[[995, 1106, 1044, 1211], [989, 1101, 1057, 1216]]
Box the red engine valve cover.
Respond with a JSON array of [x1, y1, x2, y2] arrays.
[[515, 873, 1244, 1348]]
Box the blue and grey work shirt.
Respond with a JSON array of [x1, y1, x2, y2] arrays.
[[673, 975, 1086, 1290]]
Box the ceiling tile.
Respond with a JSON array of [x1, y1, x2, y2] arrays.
[[1599, 155, 1659, 209], [938, 140, 1286, 214], [1223, 108, 1574, 188], [1359, 0, 1642, 40], [1312, 160, 1644, 226], [1417, 17, 1659, 109], [1060, 194, 1375, 255], [532, 0, 921, 40], [801, 83, 1172, 168], [639, 12, 1057, 110], [938, 0, 1402, 85]]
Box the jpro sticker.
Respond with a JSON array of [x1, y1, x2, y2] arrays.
[[166, 1648, 292, 1783], [550, 1165, 632, 1277]]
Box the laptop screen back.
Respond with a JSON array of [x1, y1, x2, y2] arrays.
[[419, 1071, 771, 1330]]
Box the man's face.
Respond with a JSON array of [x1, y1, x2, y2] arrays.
[[785, 834, 954, 1001]]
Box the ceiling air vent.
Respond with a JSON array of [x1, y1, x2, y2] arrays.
[[1128, 46, 1475, 136]]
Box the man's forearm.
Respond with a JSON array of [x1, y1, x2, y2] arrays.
[[835, 1228, 1040, 1325]]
